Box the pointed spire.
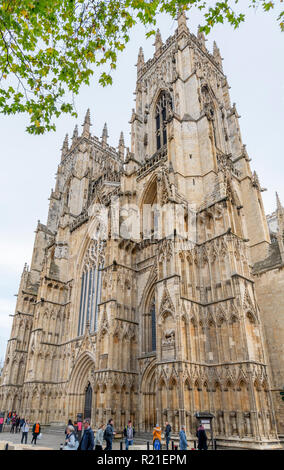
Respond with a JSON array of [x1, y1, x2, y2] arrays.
[[136, 47, 145, 74], [101, 122, 108, 147], [276, 192, 283, 213], [197, 26, 206, 48], [71, 124, 78, 148], [177, 8, 189, 34], [118, 131, 125, 160], [213, 41, 223, 69], [61, 133, 69, 160], [82, 108, 91, 138], [154, 29, 163, 57]]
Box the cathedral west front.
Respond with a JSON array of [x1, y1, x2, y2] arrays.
[[1, 13, 283, 449]]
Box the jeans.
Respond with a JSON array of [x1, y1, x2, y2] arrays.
[[166, 435, 170, 450], [105, 439, 112, 450], [21, 432, 28, 444], [125, 439, 133, 450]]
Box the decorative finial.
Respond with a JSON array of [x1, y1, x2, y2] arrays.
[[72, 124, 78, 147], [82, 108, 91, 138], [101, 122, 108, 146], [177, 9, 189, 33], [213, 41, 223, 69], [154, 29, 163, 57], [137, 47, 145, 73], [61, 134, 69, 160], [118, 131, 125, 160]]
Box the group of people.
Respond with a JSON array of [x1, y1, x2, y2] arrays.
[[0, 412, 42, 445], [153, 422, 208, 450], [63, 418, 119, 451], [63, 418, 207, 451]]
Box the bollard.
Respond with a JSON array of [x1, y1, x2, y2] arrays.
[[171, 440, 174, 450], [60, 443, 64, 450], [193, 440, 196, 449], [213, 439, 217, 450], [147, 441, 150, 451], [5, 443, 8, 450], [120, 441, 123, 451]]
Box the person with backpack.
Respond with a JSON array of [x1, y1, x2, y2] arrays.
[[164, 421, 171, 450], [31, 421, 41, 445], [63, 425, 79, 450], [123, 420, 135, 450], [94, 424, 105, 451], [78, 418, 94, 450], [104, 418, 115, 450], [153, 424, 162, 450]]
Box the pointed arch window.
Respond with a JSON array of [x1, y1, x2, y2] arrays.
[[155, 91, 172, 150], [78, 241, 105, 336], [150, 299, 156, 352]]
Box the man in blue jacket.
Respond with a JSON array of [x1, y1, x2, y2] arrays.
[[78, 418, 94, 450]]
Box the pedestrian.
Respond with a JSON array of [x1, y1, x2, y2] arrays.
[[153, 423, 162, 450], [21, 419, 29, 444], [31, 421, 41, 445], [10, 415, 16, 433], [124, 420, 135, 450], [77, 420, 83, 441], [65, 419, 73, 436], [103, 418, 115, 450], [179, 425, 187, 450], [63, 425, 79, 450], [196, 424, 208, 450], [0, 416, 4, 433], [19, 417, 25, 432], [164, 421, 171, 450], [77, 418, 94, 450], [15, 416, 20, 433], [94, 424, 105, 451]]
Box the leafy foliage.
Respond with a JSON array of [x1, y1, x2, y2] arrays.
[[0, 0, 283, 134]]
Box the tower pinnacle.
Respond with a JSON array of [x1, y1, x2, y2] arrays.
[[61, 134, 69, 160], [82, 109, 91, 138], [101, 122, 109, 147], [154, 29, 163, 57]]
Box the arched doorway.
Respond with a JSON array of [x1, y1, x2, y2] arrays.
[[84, 382, 92, 419]]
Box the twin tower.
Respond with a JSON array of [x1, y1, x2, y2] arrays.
[[1, 13, 283, 449]]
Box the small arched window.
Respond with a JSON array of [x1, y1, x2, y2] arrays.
[[155, 91, 172, 150]]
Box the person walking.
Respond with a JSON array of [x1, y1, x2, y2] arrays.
[[124, 420, 135, 450], [196, 424, 208, 450], [179, 425, 188, 450], [63, 425, 78, 450], [153, 424, 162, 450], [15, 416, 20, 433], [21, 419, 29, 444], [104, 418, 115, 451], [164, 422, 171, 450], [77, 418, 94, 450], [31, 421, 41, 445], [0, 416, 4, 433], [94, 424, 105, 451], [10, 415, 17, 433], [77, 420, 83, 441]]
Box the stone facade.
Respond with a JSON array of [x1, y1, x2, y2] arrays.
[[0, 14, 283, 449]]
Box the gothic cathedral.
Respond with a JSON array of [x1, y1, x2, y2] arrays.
[[1, 13, 284, 449]]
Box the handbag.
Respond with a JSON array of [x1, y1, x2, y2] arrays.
[[38, 433, 42, 440]]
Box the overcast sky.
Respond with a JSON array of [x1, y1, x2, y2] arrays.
[[0, 6, 283, 362]]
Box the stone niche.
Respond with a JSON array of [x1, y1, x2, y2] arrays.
[[162, 328, 176, 360]]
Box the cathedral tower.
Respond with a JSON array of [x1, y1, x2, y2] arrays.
[[0, 14, 282, 449]]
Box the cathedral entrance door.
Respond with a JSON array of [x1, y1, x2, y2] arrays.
[[84, 382, 92, 419]]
